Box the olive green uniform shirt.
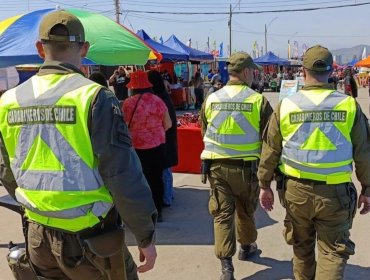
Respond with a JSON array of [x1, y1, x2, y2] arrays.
[[257, 82, 370, 196], [200, 80, 273, 138], [0, 61, 157, 248]]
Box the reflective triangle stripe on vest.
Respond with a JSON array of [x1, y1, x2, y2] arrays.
[[205, 87, 259, 145], [11, 74, 104, 192], [282, 91, 352, 164]]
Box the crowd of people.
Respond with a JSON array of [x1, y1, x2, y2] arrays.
[[1, 9, 370, 280]]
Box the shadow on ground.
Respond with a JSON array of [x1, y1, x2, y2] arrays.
[[240, 250, 370, 280], [126, 186, 277, 246]]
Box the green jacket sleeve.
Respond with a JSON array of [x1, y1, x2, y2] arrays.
[[259, 96, 273, 138], [257, 102, 283, 189], [351, 102, 370, 196], [200, 95, 208, 138], [91, 89, 157, 248], [0, 132, 17, 199]]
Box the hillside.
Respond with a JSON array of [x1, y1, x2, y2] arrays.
[[331, 45, 370, 65]]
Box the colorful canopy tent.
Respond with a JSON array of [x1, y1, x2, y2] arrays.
[[0, 8, 161, 67], [136, 30, 188, 62], [254, 51, 290, 65], [347, 58, 359, 67], [163, 35, 214, 61], [355, 56, 370, 68]]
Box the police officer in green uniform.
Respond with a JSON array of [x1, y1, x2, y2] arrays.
[[200, 52, 273, 280], [0, 10, 157, 280], [258, 45, 370, 280]]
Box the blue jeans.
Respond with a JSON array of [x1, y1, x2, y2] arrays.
[[163, 168, 174, 205]]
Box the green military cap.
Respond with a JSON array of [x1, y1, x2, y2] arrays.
[[39, 10, 85, 42], [303, 45, 333, 72], [227, 52, 258, 73]]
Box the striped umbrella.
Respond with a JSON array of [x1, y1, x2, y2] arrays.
[[0, 8, 161, 67]]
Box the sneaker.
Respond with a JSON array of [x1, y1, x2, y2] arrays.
[[238, 242, 258, 261], [220, 258, 235, 280]]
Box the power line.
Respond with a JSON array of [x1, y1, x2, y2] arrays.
[[232, 29, 370, 39], [123, 1, 370, 15], [129, 13, 227, 23], [121, 0, 352, 9], [122, 0, 350, 6]]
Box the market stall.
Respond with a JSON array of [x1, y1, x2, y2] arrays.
[[164, 35, 214, 108], [172, 114, 203, 174]]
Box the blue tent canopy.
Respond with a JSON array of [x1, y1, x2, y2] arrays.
[[163, 35, 214, 61], [347, 58, 359, 67], [136, 30, 189, 62], [254, 51, 290, 65]]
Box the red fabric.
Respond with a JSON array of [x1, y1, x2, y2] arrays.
[[126, 70, 153, 89], [172, 124, 204, 174], [123, 93, 167, 149], [159, 62, 175, 82], [170, 88, 187, 107]]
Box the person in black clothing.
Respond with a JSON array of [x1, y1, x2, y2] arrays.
[[343, 68, 358, 98], [147, 70, 178, 207], [109, 66, 131, 101]]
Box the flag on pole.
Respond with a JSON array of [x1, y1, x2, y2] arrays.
[[219, 42, 224, 57], [253, 41, 258, 58], [362, 46, 367, 60], [293, 41, 299, 58], [288, 41, 291, 59], [187, 38, 192, 48], [255, 42, 259, 57], [302, 43, 308, 55]]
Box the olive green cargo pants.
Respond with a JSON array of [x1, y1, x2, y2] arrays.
[[208, 162, 259, 259], [27, 222, 138, 280], [283, 178, 356, 280]]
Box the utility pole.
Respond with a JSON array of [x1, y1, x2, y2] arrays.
[[115, 0, 120, 23], [228, 4, 232, 56], [264, 24, 267, 55]]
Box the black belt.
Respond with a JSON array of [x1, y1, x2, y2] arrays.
[[285, 176, 327, 186], [78, 208, 120, 239], [212, 159, 256, 167]]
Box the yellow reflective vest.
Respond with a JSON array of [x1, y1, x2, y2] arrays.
[[201, 84, 263, 160], [279, 89, 357, 184], [0, 73, 113, 232]]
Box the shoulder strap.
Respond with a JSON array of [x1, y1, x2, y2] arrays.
[[128, 94, 144, 128]]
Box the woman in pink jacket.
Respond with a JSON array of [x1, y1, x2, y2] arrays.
[[122, 71, 172, 222]]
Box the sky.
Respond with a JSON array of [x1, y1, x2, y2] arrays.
[[0, 0, 369, 59]]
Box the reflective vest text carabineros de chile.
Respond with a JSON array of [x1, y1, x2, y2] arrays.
[[279, 89, 357, 184], [0, 73, 114, 232], [201, 85, 263, 160]]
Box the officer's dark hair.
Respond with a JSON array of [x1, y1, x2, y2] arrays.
[[41, 24, 83, 52]]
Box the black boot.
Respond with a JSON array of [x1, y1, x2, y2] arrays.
[[238, 242, 258, 261], [220, 257, 235, 280]]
